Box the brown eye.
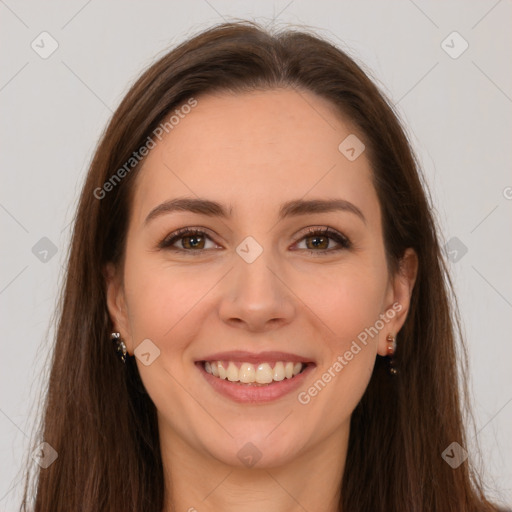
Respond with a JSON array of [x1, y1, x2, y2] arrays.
[[305, 234, 329, 250], [159, 226, 351, 256], [159, 228, 217, 253], [294, 228, 351, 254], [181, 233, 205, 250]]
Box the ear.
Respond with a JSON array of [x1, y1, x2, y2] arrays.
[[376, 248, 418, 356], [104, 262, 133, 354]]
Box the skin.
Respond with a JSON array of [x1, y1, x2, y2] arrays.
[[106, 87, 418, 512]]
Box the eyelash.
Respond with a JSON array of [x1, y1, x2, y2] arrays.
[[158, 226, 352, 255]]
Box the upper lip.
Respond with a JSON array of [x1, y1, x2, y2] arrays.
[[197, 350, 315, 365]]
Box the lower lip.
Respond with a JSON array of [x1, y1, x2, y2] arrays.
[[196, 362, 316, 403]]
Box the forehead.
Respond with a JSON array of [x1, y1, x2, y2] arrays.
[[131, 88, 378, 226]]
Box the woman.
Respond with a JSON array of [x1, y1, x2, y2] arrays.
[[19, 20, 507, 512]]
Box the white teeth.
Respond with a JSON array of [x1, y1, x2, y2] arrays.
[[203, 360, 306, 384], [255, 363, 273, 384], [239, 363, 255, 383], [273, 361, 285, 381], [226, 362, 239, 382], [284, 362, 294, 379], [217, 362, 227, 380]]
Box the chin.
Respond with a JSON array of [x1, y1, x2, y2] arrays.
[[202, 430, 306, 469]]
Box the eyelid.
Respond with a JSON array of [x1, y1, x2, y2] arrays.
[[292, 226, 352, 252], [158, 226, 220, 251], [158, 225, 352, 253]]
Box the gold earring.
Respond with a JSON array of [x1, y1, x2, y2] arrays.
[[386, 333, 398, 376]]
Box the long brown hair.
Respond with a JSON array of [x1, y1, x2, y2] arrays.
[[18, 20, 501, 512]]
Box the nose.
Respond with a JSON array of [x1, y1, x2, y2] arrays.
[[218, 247, 296, 333]]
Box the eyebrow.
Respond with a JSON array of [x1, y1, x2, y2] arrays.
[[144, 196, 366, 225]]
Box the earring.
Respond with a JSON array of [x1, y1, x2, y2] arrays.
[[386, 333, 398, 376], [111, 332, 127, 364]]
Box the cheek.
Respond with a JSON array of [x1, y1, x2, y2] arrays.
[[294, 262, 388, 344], [292, 263, 387, 405], [291, 297, 384, 441], [121, 256, 209, 404], [122, 251, 215, 340]]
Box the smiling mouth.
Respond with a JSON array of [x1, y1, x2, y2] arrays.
[[198, 360, 312, 385]]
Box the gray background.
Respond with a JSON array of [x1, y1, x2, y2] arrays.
[[1, 0, 511, 508]]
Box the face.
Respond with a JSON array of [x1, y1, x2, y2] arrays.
[[106, 88, 417, 470]]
